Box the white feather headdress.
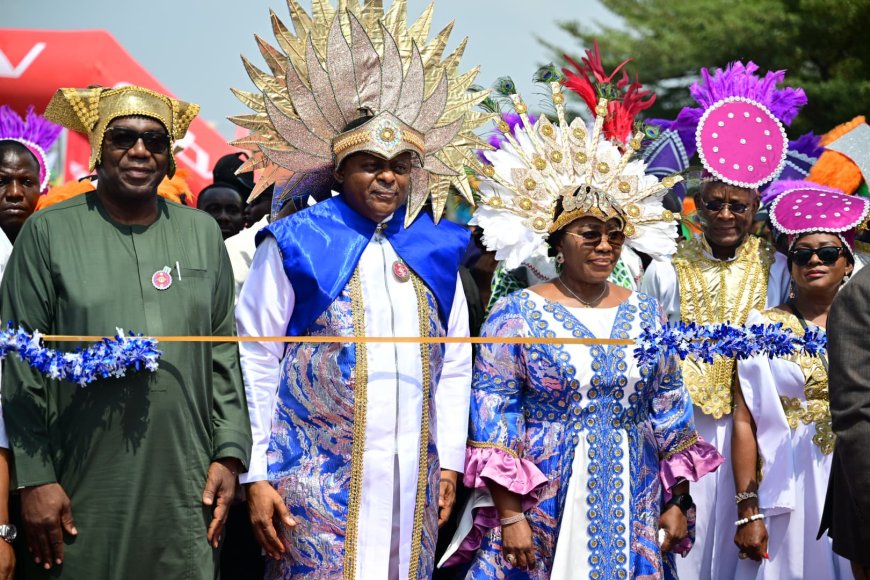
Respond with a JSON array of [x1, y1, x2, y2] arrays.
[[468, 81, 681, 270]]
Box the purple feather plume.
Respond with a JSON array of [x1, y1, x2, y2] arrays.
[[0, 105, 62, 152], [487, 112, 538, 150], [762, 179, 804, 205], [760, 178, 840, 206], [648, 112, 702, 159], [788, 131, 824, 159], [688, 62, 807, 125]]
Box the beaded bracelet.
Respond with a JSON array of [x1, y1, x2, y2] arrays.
[[500, 513, 527, 526], [735, 491, 759, 504], [735, 513, 765, 527]]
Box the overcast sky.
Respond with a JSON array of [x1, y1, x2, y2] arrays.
[[7, 0, 619, 137]]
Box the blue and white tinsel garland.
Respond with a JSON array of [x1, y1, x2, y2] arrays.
[[0, 325, 161, 387], [634, 320, 827, 370], [0, 321, 826, 385]]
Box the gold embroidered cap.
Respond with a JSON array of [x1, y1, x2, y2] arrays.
[[231, 0, 492, 225], [44, 85, 199, 177], [331, 112, 425, 168], [469, 81, 682, 271]]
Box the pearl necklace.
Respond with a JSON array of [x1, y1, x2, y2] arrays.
[[558, 276, 608, 307]]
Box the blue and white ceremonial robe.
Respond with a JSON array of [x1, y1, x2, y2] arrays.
[[236, 195, 471, 579]]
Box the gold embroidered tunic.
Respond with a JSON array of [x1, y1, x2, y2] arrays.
[[672, 236, 776, 418], [735, 308, 846, 577], [759, 309, 834, 454]]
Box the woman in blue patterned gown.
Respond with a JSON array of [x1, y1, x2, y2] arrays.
[[455, 193, 725, 576], [452, 198, 724, 578], [440, 77, 723, 578]]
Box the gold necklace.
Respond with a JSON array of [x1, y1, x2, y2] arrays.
[[558, 276, 608, 307]]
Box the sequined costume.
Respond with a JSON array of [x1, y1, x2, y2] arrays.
[[453, 290, 721, 578]]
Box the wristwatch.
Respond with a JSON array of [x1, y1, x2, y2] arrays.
[[0, 524, 16, 544], [666, 493, 694, 515]]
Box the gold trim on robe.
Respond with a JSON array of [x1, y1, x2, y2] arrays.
[[408, 273, 433, 579], [345, 269, 367, 580], [673, 236, 775, 418], [760, 309, 835, 455], [344, 269, 438, 579]]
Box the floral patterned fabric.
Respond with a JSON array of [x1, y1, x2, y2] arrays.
[[266, 282, 444, 579], [462, 290, 722, 579]]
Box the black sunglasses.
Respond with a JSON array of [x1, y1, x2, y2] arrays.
[[702, 199, 750, 215], [789, 246, 846, 266], [566, 230, 626, 246], [105, 127, 170, 154]]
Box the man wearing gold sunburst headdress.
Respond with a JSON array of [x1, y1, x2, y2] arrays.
[[231, 2, 490, 578]]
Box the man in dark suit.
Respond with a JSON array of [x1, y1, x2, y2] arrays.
[[820, 265, 870, 579]]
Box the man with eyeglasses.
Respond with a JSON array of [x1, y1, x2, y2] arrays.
[[0, 86, 251, 579], [640, 61, 805, 580]]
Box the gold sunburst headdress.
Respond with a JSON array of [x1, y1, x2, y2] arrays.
[[231, 0, 491, 225], [468, 78, 682, 270]]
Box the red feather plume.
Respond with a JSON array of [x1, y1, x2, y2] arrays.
[[561, 41, 656, 143]]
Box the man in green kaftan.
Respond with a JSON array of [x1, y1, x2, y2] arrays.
[[0, 86, 252, 579]]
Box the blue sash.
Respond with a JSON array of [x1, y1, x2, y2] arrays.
[[257, 195, 469, 336]]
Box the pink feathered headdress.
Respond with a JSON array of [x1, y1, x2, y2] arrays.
[[656, 62, 807, 189]]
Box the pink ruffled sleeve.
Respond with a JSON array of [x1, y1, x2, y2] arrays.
[[464, 445, 548, 503], [442, 446, 548, 567], [660, 435, 724, 495], [658, 436, 723, 558]]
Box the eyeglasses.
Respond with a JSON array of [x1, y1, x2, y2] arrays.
[[702, 199, 751, 215], [565, 230, 626, 247], [105, 127, 170, 155], [789, 246, 847, 266]]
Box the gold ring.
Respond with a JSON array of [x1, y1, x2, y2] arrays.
[[738, 552, 748, 560], [506, 553, 517, 565]]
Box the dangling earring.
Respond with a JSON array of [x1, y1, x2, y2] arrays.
[[788, 279, 796, 300], [842, 273, 852, 286], [555, 252, 565, 264]]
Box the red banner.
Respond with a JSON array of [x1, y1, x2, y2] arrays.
[[0, 28, 235, 198]]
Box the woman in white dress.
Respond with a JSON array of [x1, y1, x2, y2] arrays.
[[732, 180, 868, 579]]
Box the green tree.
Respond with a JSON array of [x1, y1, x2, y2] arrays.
[[541, 0, 870, 135]]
